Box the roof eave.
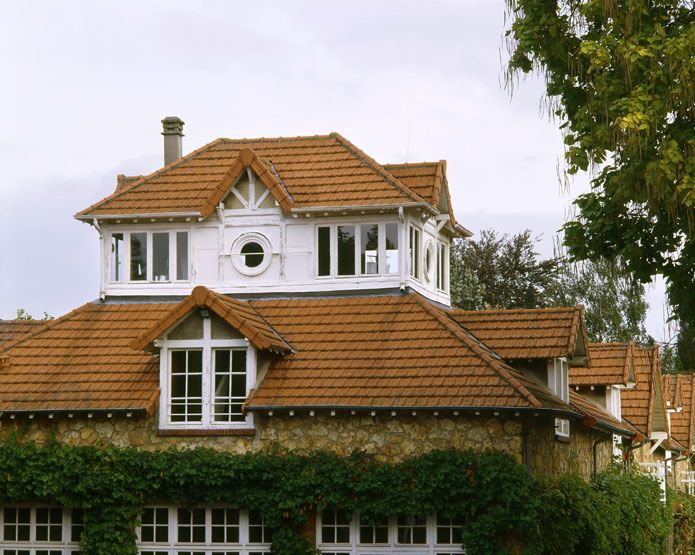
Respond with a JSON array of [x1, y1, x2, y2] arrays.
[[75, 211, 203, 222]]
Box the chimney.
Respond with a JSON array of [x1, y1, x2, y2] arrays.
[[161, 116, 185, 166]]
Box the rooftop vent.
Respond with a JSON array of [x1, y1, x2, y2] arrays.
[[161, 116, 185, 166]]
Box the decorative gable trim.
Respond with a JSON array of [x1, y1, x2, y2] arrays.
[[131, 286, 292, 354]]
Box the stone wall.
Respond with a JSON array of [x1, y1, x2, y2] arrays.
[[0, 411, 615, 480]]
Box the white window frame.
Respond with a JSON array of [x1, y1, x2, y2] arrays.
[[314, 222, 400, 279], [548, 357, 570, 438], [316, 510, 465, 555], [159, 315, 256, 431], [109, 229, 191, 285], [137, 505, 271, 554], [409, 225, 421, 281], [0, 505, 82, 554]]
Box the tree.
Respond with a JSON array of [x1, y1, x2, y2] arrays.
[[548, 257, 651, 343], [504, 0, 695, 328], [662, 321, 695, 372], [449, 229, 560, 309], [15, 309, 53, 321]]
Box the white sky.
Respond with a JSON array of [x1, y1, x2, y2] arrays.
[[0, 0, 670, 340]]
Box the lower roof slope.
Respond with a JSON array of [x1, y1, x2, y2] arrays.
[[0, 320, 44, 345], [0, 292, 576, 417]]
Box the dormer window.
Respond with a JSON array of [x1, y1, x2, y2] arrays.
[[110, 230, 189, 284], [548, 357, 570, 437], [315, 223, 399, 278], [160, 311, 255, 430]]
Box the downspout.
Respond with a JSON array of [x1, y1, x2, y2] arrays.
[[592, 436, 612, 479]]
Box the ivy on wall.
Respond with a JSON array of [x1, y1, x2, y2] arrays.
[[0, 438, 680, 555]]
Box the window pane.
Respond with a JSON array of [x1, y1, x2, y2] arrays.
[[360, 224, 379, 275], [385, 223, 399, 274], [130, 233, 147, 281], [152, 232, 170, 281], [317, 227, 331, 276], [71, 508, 84, 542], [110, 233, 124, 282], [176, 231, 189, 280], [337, 226, 355, 276], [241, 242, 264, 268], [409, 227, 420, 278], [170, 350, 203, 423], [213, 349, 246, 423]]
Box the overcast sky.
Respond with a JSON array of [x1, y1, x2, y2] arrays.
[[0, 0, 670, 340]]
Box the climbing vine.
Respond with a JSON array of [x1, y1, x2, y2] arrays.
[[0, 438, 680, 555]]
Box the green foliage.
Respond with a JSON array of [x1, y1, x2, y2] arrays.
[[662, 320, 695, 373], [449, 229, 559, 310], [14, 308, 53, 321], [547, 256, 650, 343], [505, 0, 695, 328], [0, 439, 680, 555]]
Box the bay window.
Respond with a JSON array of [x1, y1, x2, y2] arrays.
[[316, 223, 399, 278], [110, 230, 189, 284], [161, 312, 254, 430]]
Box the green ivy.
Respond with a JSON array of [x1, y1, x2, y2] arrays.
[[0, 438, 678, 555]]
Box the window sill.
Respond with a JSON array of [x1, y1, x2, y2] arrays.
[[554, 433, 571, 444], [157, 428, 256, 437]]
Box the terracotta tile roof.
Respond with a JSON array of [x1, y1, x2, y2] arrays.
[[663, 373, 683, 410], [569, 390, 635, 437], [0, 303, 166, 413], [620, 346, 668, 438], [571, 342, 634, 387], [245, 293, 578, 414], [0, 320, 44, 345], [449, 306, 589, 362], [669, 374, 694, 452], [115, 174, 145, 192], [383, 162, 444, 205], [132, 286, 292, 354], [76, 134, 443, 220]]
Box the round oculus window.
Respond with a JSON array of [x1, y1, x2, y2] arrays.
[[424, 241, 434, 282], [231, 233, 272, 276]]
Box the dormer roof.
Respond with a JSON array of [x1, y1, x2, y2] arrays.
[[75, 133, 467, 235], [449, 306, 589, 363], [570, 342, 635, 387], [669, 374, 695, 453]]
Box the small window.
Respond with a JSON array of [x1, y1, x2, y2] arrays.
[[337, 226, 356, 276], [249, 510, 272, 543], [549, 357, 570, 437], [396, 515, 426, 544], [110, 233, 124, 282], [211, 508, 240, 543], [231, 233, 272, 276], [360, 224, 379, 275], [436, 240, 447, 291], [176, 231, 189, 280], [130, 232, 147, 281], [317, 226, 331, 276], [321, 509, 351, 544], [385, 223, 399, 274], [141, 507, 169, 543], [152, 232, 170, 281], [409, 226, 420, 279]]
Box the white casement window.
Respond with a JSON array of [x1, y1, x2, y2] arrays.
[[436, 240, 448, 292], [548, 357, 570, 438], [317, 510, 464, 555], [0, 506, 83, 554], [137, 506, 271, 555], [315, 223, 399, 278], [159, 311, 255, 430], [409, 226, 421, 280], [109, 230, 190, 284]]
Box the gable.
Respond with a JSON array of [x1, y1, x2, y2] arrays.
[[223, 168, 278, 210]]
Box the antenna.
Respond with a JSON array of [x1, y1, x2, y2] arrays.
[[405, 120, 413, 162]]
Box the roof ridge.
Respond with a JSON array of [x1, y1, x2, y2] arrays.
[[451, 306, 577, 315], [409, 293, 542, 408], [382, 161, 441, 168], [75, 138, 226, 219], [330, 133, 431, 207], [220, 133, 335, 144], [0, 302, 94, 355]]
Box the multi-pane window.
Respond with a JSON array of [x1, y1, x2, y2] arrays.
[[436, 241, 447, 291], [110, 230, 189, 284], [137, 506, 271, 555], [548, 357, 570, 437], [0, 506, 82, 554], [317, 511, 464, 554], [409, 226, 420, 279], [162, 313, 253, 430], [316, 223, 400, 278]]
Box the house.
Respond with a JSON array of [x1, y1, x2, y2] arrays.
[[0, 119, 637, 555], [663, 373, 695, 492]]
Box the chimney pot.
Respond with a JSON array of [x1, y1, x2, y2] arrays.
[[161, 116, 185, 166]]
